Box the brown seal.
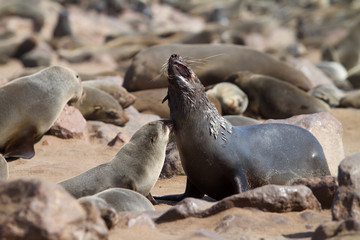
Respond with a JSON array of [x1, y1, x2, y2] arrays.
[[73, 85, 129, 126], [155, 54, 330, 201], [226, 71, 330, 119], [0, 66, 83, 159], [59, 120, 172, 201], [124, 44, 313, 91]]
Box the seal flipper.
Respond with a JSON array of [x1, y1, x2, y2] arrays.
[[3, 131, 36, 160], [154, 177, 204, 202]]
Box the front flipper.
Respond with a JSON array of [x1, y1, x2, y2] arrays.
[[154, 177, 204, 202], [3, 130, 36, 160]]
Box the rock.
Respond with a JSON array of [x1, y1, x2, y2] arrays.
[[160, 138, 184, 179], [332, 153, 360, 221], [265, 112, 344, 176], [155, 198, 215, 224], [312, 218, 360, 240], [156, 185, 321, 223], [48, 105, 89, 140], [291, 176, 338, 209], [87, 120, 122, 144], [117, 212, 157, 229], [79, 197, 118, 230], [0, 178, 108, 240], [286, 58, 334, 88], [21, 41, 54, 67]]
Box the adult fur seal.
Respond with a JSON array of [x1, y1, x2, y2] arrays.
[[226, 71, 330, 119], [124, 44, 312, 91], [59, 120, 172, 200], [0, 66, 83, 159], [156, 54, 330, 201]]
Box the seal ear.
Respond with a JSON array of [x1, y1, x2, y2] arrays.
[[94, 105, 103, 111], [150, 134, 158, 143]]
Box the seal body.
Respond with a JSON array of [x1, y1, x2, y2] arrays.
[[227, 71, 330, 119], [158, 54, 330, 201], [79, 188, 155, 213], [74, 85, 129, 126], [0, 66, 83, 159], [59, 120, 171, 199]]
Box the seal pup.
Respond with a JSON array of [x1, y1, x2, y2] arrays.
[[59, 120, 172, 201], [206, 82, 248, 115], [156, 54, 330, 201], [82, 79, 136, 109], [79, 188, 155, 213], [0, 66, 83, 159], [73, 85, 129, 126], [226, 71, 330, 119], [0, 155, 8, 180]]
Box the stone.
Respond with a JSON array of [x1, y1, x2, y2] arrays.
[[0, 178, 108, 240], [156, 185, 321, 223], [21, 41, 54, 67], [116, 212, 157, 229], [312, 218, 360, 240], [160, 138, 185, 179], [87, 120, 123, 144], [291, 176, 338, 209], [286, 58, 334, 88], [332, 153, 360, 221], [48, 105, 89, 140], [265, 112, 344, 176]]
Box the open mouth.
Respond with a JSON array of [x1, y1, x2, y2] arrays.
[[174, 62, 191, 78]]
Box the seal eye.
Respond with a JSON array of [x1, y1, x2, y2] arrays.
[[171, 54, 178, 58]]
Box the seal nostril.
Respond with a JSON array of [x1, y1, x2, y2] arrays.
[[171, 54, 178, 58]]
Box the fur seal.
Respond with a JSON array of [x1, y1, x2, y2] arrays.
[[73, 85, 129, 126], [309, 84, 345, 107], [156, 54, 330, 201], [226, 71, 330, 119], [206, 82, 248, 115], [59, 120, 172, 200], [124, 44, 313, 91], [0, 66, 83, 159], [82, 79, 136, 109], [0, 155, 8, 180], [79, 188, 155, 213]]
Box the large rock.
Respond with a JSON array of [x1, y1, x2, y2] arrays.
[[312, 218, 360, 240], [291, 176, 338, 209], [48, 105, 89, 140], [0, 178, 108, 240], [265, 112, 344, 176], [332, 153, 360, 221], [156, 185, 321, 223]]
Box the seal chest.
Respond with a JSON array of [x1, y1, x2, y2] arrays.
[[158, 53, 330, 201]]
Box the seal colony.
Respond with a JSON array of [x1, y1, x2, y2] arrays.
[[157, 54, 331, 201]]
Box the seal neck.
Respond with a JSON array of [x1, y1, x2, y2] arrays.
[[167, 82, 232, 141]]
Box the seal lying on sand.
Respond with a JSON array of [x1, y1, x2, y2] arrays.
[[73, 85, 129, 126], [124, 44, 312, 91], [156, 54, 330, 201], [0, 66, 83, 159], [226, 71, 330, 119], [79, 188, 155, 213], [59, 120, 172, 201]]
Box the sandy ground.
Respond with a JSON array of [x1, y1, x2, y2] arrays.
[[6, 107, 360, 239]]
